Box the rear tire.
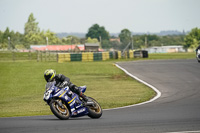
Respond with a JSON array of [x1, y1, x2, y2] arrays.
[[50, 99, 70, 120], [87, 97, 102, 119], [197, 57, 200, 63]]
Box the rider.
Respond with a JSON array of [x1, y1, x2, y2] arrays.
[[44, 69, 88, 102], [196, 44, 200, 54]]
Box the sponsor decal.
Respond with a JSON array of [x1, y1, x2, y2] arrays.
[[71, 108, 75, 112], [55, 89, 60, 92], [77, 108, 85, 114], [65, 96, 68, 100], [69, 100, 75, 106], [76, 105, 81, 109]]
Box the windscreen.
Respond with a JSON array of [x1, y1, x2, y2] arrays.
[[45, 81, 56, 91]]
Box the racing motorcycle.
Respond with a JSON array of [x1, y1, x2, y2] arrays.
[[43, 81, 102, 120], [197, 49, 200, 63]]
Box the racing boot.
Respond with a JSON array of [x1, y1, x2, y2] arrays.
[[80, 92, 88, 102], [73, 86, 88, 101], [80, 92, 94, 106]]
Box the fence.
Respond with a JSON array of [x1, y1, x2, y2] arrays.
[[0, 51, 37, 61], [37, 51, 57, 62], [0, 51, 57, 62]]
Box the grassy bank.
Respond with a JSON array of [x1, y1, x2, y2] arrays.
[[148, 52, 195, 60], [0, 61, 155, 117], [0, 52, 195, 117]]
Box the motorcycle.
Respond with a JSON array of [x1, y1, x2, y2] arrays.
[[43, 81, 102, 120], [196, 49, 200, 63]]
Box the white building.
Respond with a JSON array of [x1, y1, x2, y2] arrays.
[[144, 46, 185, 53]]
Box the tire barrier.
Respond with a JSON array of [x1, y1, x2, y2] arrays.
[[134, 50, 148, 58], [57, 50, 148, 62], [93, 53, 102, 61], [102, 52, 109, 61], [82, 52, 93, 62], [58, 53, 70, 63], [71, 53, 82, 61]]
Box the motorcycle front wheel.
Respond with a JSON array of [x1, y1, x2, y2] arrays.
[[87, 97, 102, 119], [50, 99, 70, 120]]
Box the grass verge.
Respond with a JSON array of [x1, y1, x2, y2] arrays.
[[148, 52, 195, 60], [0, 61, 155, 117], [0, 52, 195, 117]]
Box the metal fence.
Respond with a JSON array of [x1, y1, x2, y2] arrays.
[[0, 51, 57, 62]]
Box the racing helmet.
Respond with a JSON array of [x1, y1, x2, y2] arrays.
[[44, 69, 56, 82]]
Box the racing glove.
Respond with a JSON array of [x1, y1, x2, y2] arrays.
[[59, 81, 68, 88]]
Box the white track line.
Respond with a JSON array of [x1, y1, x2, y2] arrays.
[[103, 64, 161, 111], [166, 131, 200, 133]]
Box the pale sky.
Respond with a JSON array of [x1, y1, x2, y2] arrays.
[[0, 0, 200, 34]]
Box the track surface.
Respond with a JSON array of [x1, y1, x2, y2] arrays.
[[1, 59, 200, 133]]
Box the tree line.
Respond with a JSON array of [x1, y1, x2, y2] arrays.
[[0, 13, 199, 51]]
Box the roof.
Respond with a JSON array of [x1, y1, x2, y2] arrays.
[[85, 43, 99, 47], [77, 45, 85, 51], [30, 45, 46, 48], [30, 44, 104, 52], [149, 46, 183, 49], [110, 38, 120, 43], [31, 45, 84, 51]]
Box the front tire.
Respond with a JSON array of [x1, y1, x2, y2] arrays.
[[87, 97, 102, 119], [50, 99, 70, 120]]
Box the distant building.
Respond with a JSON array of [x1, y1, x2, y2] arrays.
[[77, 45, 85, 51], [84, 43, 99, 52], [110, 38, 120, 43], [30, 45, 82, 52], [144, 46, 185, 53], [30, 44, 104, 52]]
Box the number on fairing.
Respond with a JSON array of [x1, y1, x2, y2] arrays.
[[44, 90, 52, 100]]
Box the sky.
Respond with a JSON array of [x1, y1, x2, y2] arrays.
[[0, 0, 200, 34]]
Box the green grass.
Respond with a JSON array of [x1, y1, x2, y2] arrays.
[[148, 52, 195, 60], [0, 61, 155, 117], [0, 52, 195, 117]]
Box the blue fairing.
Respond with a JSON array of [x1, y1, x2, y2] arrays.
[[43, 82, 89, 117], [80, 86, 87, 93]]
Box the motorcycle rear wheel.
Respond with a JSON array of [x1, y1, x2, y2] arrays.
[[87, 97, 102, 119], [50, 99, 70, 120]]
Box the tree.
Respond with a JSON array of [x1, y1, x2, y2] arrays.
[[86, 24, 109, 41], [2, 27, 10, 43], [101, 40, 110, 49], [140, 34, 159, 47], [23, 14, 63, 47], [119, 29, 132, 49], [24, 13, 41, 48], [14, 32, 24, 46], [44, 30, 61, 45], [86, 24, 110, 48], [24, 32, 44, 47], [24, 13, 40, 35], [0, 30, 7, 49], [80, 38, 86, 44], [184, 27, 200, 50], [1, 27, 12, 49], [86, 37, 98, 43], [0, 28, 25, 49], [0, 31, 2, 43], [61, 36, 80, 45]]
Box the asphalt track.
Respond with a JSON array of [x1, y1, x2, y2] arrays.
[[0, 59, 200, 133]]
